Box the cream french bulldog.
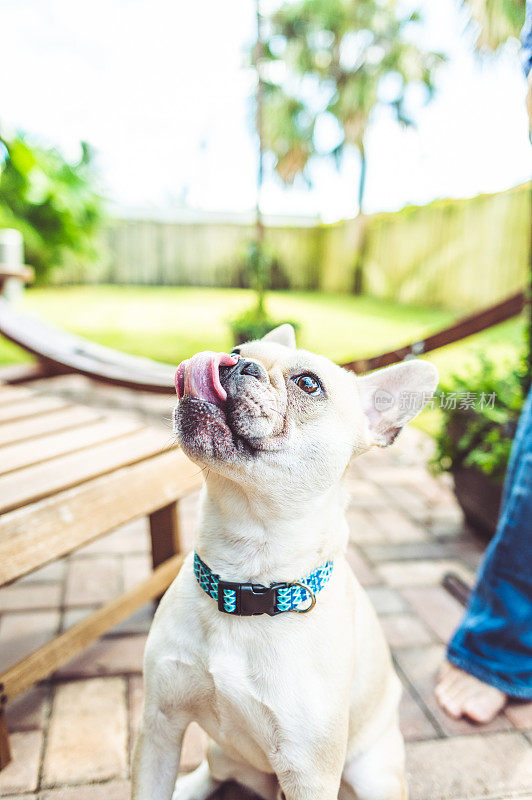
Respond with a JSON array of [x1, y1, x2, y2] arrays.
[[132, 324, 438, 800]]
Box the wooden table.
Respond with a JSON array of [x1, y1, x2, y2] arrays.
[[0, 383, 203, 769]]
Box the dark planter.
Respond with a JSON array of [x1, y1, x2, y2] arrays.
[[452, 466, 503, 539]]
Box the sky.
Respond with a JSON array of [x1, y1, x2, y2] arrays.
[[0, 0, 531, 222]]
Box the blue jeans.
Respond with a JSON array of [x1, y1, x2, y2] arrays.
[[447, 387, 532, 698]]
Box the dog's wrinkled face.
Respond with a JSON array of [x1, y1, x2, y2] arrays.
[[173, 325, 438, 494]]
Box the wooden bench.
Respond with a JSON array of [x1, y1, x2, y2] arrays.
[[0, 383, 203, 769]]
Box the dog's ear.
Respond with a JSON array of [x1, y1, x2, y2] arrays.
[[261, 323, 296, 349], [357, 360, 438, 447]]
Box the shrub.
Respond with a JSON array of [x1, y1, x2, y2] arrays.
[[0, 133, 105, 281], [431, 353, 525, 483]]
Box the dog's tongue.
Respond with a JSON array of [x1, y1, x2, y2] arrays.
[[175, 351, 238, 407]]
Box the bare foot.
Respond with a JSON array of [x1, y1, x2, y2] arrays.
[[435, 661, 507, 723]]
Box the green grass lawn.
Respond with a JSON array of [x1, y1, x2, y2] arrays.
[[0, 285, 525, 435]]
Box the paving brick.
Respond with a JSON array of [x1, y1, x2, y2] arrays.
[[379, 484, 430, 524], [128, 675, 144, 753], [505, 700, 532, 730], [395, 645, 512, 736], [122, 553, 152, 592], [345, 478, 387, 509], [42, 677, 128, 786], [181, 722, 208, 772], [406, 732, 532, 800], [179, 492, 200, 552], [413, 476, 459, 508], [0, 795, 36, 799], [399, 585, 464, 642], [0, 610, 60, 672], [347, 508, 386, 545], [63, 602, 153, 639], [5, 684, 49, 731], [18, 560, 66, 584], [0, 730, 42, 795], [362, 541, 455, 563], [76, 520, 149, 556], [376, 559, 475, 589], [380, 614, 434, 649], [64, 555, 121, 606], [399, 684, 439, 742], [427, 503, 465, 538], [55, 634, 146, 678], [107, 603, 154, 636], [61, 606, 96, 631], [361, 466, 431, 487], [366, 507, 427, 543], [345, 546, 379, 586], [451, 535, 485, 570], [355, 449, 396, 474], [365, 586, 408, 615], [40, 781, 131, 800], [0, 583, 61, 611]]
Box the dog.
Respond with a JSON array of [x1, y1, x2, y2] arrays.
[[132, 324, 438, 800]]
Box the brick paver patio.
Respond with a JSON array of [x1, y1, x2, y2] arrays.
[[0, 376, 531, 800]]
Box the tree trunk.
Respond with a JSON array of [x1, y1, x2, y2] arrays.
[[353, 143, 368, 296], [255, 0, 266, 314]]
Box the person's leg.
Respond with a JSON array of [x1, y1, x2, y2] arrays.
[[436, 388, 532, 722]]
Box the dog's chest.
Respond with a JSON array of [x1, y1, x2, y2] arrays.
[[188, 639, 281, 771], [187, 623, 332, 773]]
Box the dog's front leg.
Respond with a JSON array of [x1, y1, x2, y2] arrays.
[[276, 770, 342, 800], [131, 707, 187, 800]]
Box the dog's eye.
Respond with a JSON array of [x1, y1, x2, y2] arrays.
[[231, 348, 241, 356], [294, 374, 322, 395]]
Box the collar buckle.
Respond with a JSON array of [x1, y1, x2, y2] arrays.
[[217, 580, 287, 616]]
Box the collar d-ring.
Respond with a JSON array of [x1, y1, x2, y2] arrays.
[[291, 582, 316, 613]]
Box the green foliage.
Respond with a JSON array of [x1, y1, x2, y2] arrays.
[[0, 133, 105, 280], [228, 304, 284, 344], [461, 0, 525, 50], [259, 0, 445, 191], [431, 353, 526, 482]]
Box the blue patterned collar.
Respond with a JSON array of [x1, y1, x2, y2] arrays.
[[193, 551, 333, 616]]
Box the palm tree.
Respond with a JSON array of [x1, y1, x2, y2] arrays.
[[260, 0, 444, 293], [461, 0, 530, 389], [461, 0, 525, 49]]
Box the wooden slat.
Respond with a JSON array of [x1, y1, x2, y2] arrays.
[[0, 448, 202, 584], [342, 291, 526, 374], [0, 386, 33, 405], [0, 297, 175, 394], [0, 405, 102, 448], [0, 553, 185, 701], [0, 427, 174, 514], [0, 265, 33, 282], [0, 362, 53, 385], [0, 416, 143, 476], [0, 395, 69, 424]]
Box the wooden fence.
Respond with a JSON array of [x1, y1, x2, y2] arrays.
[[56, 182, 530, 314]]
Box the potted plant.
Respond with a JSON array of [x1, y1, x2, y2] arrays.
[[431, 353, 525, 538]]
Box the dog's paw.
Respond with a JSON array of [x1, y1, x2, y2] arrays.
[[172, 760, 218, 800]]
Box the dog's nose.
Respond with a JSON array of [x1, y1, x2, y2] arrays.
[[238, 359, 265, 379], [219, 358, 267, 385]]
